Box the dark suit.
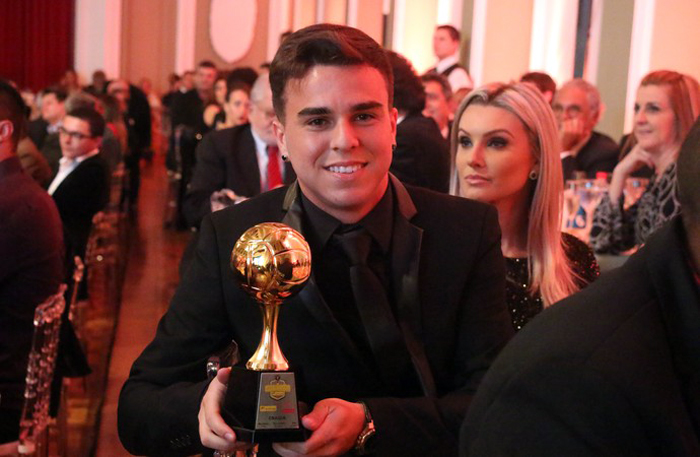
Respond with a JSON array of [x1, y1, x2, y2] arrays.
[[0, 157, 63, 443], [562, 131, 619, 180], [461, 218, 700, 456], [183, 124, 296, 228], [118, 177, 513, 456], [391, 112, 450, 193]]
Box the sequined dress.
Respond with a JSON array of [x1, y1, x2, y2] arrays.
[[506, 233, 600, 331]]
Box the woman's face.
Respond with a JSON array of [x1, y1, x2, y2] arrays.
[[225, 89, 250, 126], [455, 104, 536, 211], [214, 79, 228, 105], [633, 84, 678, 153]]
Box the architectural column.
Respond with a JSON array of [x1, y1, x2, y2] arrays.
[[74, 0, 122, 81], [175, 0, 196, 74]]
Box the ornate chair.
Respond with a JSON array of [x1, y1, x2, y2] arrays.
[[0, 285, 67, 457]]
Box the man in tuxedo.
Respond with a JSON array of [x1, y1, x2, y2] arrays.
[[460, 118, 700, 456], [553, 79, 619, 180], [48, 106, 110, 265], [183, 73, 296, 229], [118, 24, 513, 457], [426, 25, 473, 92], [0, 80, 64, 443]]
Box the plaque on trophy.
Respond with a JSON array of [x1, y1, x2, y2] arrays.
[[223, 222, 312, 443]]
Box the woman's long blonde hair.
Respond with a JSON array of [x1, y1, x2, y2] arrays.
[[450, 82, 580, 307]]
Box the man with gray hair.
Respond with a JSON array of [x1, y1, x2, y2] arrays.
[[183, 73, 296, 228], [553, 78, 618, 180]]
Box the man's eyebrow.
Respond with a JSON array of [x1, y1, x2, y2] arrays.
[[351, 101, 383, 112], [297, 107, 331, 117]]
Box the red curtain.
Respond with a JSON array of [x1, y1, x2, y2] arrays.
[[0, 0, 75, 92]]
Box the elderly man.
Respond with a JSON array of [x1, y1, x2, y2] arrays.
[[183, 73, 296, 229], [118, 24, 512, 457], [461, 117, 700, 456], [553, 79, 619, 180]]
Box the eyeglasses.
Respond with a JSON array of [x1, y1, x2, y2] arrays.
[[58, 126, 93, 141]]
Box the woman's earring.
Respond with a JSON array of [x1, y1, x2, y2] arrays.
[[528, 169, 539, 180]]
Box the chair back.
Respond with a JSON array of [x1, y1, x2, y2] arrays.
[[17, 284, 67, 456]]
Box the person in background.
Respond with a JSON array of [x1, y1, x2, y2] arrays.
[[205, 74, 228, 129], [387, 50, 450, 193], [0, 80, 64, 443], [591, 70, 700, 254], [460, 116, 700, 457], [28, 86, 67, 176], [422, 73, 453, 139], [451, 82, 599, 330], [85, 70, 108, 96], [520, 71, 556, 105], [216, 80, 250, 130], [426, 25, 473, 92], [553, 79, 619, 180]]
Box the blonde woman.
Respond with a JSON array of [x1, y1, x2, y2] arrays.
[[451, 82, 599, 330]]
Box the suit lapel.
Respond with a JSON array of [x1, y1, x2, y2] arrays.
[[280, 185, 376, 375]]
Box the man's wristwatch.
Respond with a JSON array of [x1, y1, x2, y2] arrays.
[[354, 401, 376, 455]]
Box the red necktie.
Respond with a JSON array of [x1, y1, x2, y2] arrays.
[[266, 145, 283, 191]]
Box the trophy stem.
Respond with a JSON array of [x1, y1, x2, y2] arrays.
[[246, 301, 289, 371]]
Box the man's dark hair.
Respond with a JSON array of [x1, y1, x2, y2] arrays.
[[386, 51, 425, 115], [66, 107, 105, 138], [421, 73, 452, 100], [198, 60, 217, 70], [677, 116, 700, 224], [437, 25, 460, 42], [520, 71, 557, 96], [227, 67, 259, 89], [269, 23, 393, 122], [43, 85, 68, 102], [226, 80, 251, 102], [0, 79, 28, 148]]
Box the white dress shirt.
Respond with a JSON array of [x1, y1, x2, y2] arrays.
[[435, 54, 473, 92], [47, 148, 100, 195]]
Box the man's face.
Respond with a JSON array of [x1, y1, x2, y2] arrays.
[[41, 93, 65, 125], [249, 87, 277, 146], [274, 64, 397, 223], [59, 115, 101, 160], [552, 86, 597, 134], [195, 67, 217, 92], [433, 29, 459, 60], [423, 81, 451, 131]]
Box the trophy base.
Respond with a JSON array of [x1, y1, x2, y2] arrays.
[[222, 367, 307, 444]]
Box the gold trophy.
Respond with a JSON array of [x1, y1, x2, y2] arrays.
[[223, 222, 311, 443]]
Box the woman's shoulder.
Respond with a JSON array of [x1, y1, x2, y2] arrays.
[[562, 233, 601, 284]]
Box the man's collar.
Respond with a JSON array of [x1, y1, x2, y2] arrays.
[[61, 148, 100, 166], [436, 53, 460, 73]]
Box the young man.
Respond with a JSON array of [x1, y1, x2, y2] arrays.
[[118, 24, 512, 457], [427, 25, 473, 92]]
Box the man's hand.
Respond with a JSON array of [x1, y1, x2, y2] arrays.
[[198, 367, 252, 453], [210, 189, 246, 212], [559, 117, 589, 153], [273, 398, 365, 457]]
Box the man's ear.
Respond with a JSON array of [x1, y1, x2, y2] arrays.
[[0, 120, 13, 143], [272, 119, 287, 155]]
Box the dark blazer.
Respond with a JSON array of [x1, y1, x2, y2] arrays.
[[119, 177, 513, 456], [461, 218, 700, 456], [391, 112, 450, 193], [183, 124, 296, 228], [562, 131, 619, 180], [0, 157, 63, 434], [51, 154, 110, 261]]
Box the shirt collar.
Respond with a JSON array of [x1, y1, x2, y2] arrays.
[[436, 53, 460, 73], [60, 148, 100, 166]]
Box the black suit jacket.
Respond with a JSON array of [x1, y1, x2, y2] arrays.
[[119, 177, 513, 456], [51, 154, 110, 261], [0, 157, 63, 422], [391, 112, 450, 193], [183, 124, 296, 228], [461, 218, 700, 456], [562, 131, 619, 180]]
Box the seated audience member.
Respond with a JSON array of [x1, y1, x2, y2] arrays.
[[427, 25, 473, 92], [520, 71, 556, 104], [0, 80, 64, 444], [48, 107, 110, 266], [85, 69, 108, 96], [17, 134, 52, 186], [553, 79, 619, 180], [28, 86, 67, 176], [96, 94, 125, 173], [386, 50, 450, 193], [422, 73, 453, 139], [206, 74, 228, 129], [118, 24, 513, 457], [216, 80, 251, 130], [591, 70, 700, 254], [227, 66, 259, 89], [460, 116, 700, 457], [451, 82, 599, 330], [183, 73, 295, 228]]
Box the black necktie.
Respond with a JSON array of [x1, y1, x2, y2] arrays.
[[334, 228, 414, 391]]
